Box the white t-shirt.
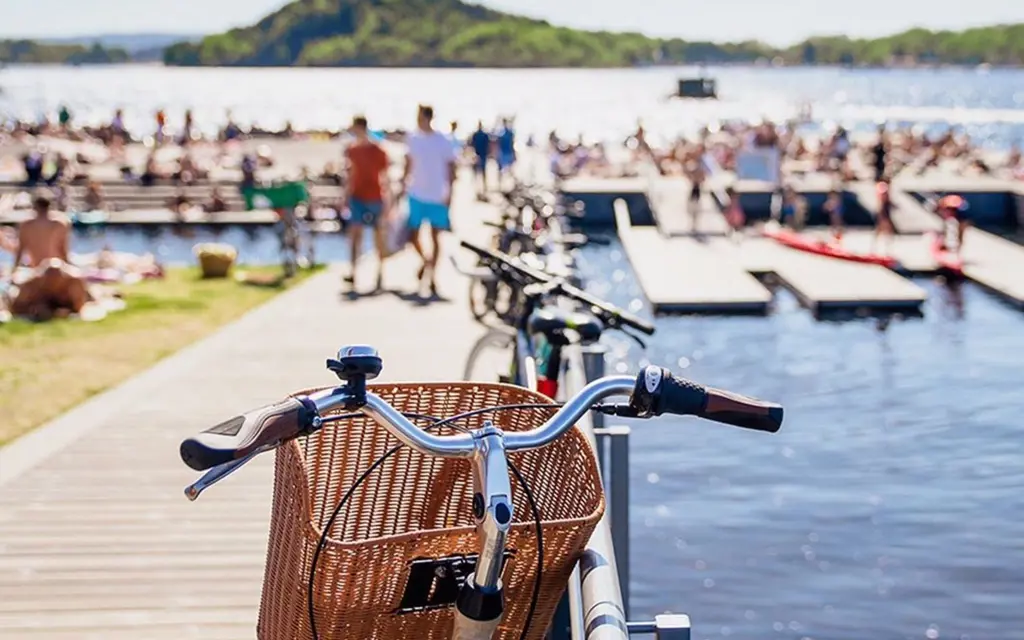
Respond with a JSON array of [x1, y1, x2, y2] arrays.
[[407, 130, 457, 204]]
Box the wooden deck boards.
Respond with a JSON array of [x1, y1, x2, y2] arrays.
[[0, 179, 500, 638], [648, 177, 729, 236], [615, 200, 770, 314], [706, 236, 927, 312]]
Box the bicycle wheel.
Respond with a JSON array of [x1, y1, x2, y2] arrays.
[[463, 328, 515, 382]]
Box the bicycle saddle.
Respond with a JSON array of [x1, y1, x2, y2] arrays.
[[527, 306, 604, 343]]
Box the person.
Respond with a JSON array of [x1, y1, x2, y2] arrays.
[[470, 121, 492, 198], [8, 196, 89, 320], [83, 179, 105, 211], [685, 153, 705, 232], [936, 194, 970, 255], [872, 125, 888, 183], [723, 185, 745, 242], [824, 188, 844, 241], [872, 177, 895, 255], [343, 115, 391, 292], [205, 186, 228, 213], [399, 104, 456, 297], [448, 121, 463, 157], [776, 185, 807, 230], [496, 118, 516, 182]]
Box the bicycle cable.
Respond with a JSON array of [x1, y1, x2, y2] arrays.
[[307, 403, 560, 640]]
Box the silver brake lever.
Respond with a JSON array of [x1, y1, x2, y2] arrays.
[[184, 447, 266, 501]]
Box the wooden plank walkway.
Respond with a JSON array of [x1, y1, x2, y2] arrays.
[[709, 236, 928, 313], [0, 179, 498, 638], [615, 200, 771, 314]]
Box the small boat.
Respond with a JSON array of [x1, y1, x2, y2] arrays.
[[927, 232, 964, 275], [763, 226, 899, 268]]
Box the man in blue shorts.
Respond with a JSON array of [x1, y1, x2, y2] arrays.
[[496, 118, 516, 181], [399, 104, 457, 296], [343, 115, 390, 291]]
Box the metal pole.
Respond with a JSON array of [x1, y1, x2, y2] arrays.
[[563, 344, 628, 640], [606, 425, 631, 616]]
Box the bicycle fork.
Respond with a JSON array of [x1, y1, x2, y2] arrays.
[[454, 422, 513, 640]]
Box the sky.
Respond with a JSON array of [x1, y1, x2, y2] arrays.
[[2, 0, 1023, 46]]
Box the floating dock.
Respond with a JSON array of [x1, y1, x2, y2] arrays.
[[848, 182, 941, 234], [614, 200, 772, 314], [647, 177, 729, 236], [712, 237, 928, 313]]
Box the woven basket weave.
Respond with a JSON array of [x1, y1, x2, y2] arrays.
[[257, 382, 605, 640]]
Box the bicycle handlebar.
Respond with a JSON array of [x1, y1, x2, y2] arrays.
[[459, 239, 655, 336], [180, 361, 783, 499]]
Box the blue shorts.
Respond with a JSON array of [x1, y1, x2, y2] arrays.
[[350, 198, 383, 227], [498, 151, 515, 171], [407, 197, 451, 231]]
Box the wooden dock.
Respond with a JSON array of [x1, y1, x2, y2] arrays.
[[647, 176, 729, 236], [614, 200, 772, 314], [848, 182, 942, 234], [0, 178, 503, 638], [711, 236, 928, 313]]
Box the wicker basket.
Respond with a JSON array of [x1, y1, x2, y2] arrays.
[[193, 243, 237, 278], [257, 382, 605, 640]]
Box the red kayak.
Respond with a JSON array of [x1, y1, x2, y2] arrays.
[[763, 227, 899, 268], [928, 232, 964, 274]]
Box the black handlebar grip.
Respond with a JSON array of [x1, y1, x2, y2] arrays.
[[179, 397, 317, 471], [629, 367, 783, 433]]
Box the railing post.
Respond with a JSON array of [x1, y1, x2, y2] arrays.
[[606, 425, 630, 617]]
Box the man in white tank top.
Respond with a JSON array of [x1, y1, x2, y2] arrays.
[[398, 104, 456, 297]]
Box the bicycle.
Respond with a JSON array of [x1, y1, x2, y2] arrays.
[[458, 239, 654, 399], [469, 187, 603, 325], [180, 345, 783, 640]]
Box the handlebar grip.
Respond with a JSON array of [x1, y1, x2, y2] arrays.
[[179, 397, 318, 471], [630, 367, 783, 433]]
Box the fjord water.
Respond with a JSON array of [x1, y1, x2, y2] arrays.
[[577, 241, 1024, 640], [2, 65, 1024, 146]]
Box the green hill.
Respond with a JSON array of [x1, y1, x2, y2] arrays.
[[162, 0, 766, 67], [0, 40, 130, 65], [155, 2, 1024, 68]]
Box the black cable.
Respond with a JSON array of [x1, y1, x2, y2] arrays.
[[308, 412, 445, 640], [508, 459, 543, 640], [308, 402, 564, 640]]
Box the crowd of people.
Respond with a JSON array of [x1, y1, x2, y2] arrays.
[[3, 102, 1020, 321]]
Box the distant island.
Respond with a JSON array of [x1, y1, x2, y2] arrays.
[[162, 0, 1024, 68], [2, 2, 1021, 68], [0, 40, 130, 65]]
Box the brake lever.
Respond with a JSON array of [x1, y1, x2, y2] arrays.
[[184, 447, 266, 501], [618, 326, 647, 350]]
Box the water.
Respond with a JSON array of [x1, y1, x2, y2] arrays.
[[576, 240, 1024, 640], [69, 225, 355, 265], [2, 65, 1024, 147]]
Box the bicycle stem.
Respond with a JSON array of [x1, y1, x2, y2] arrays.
[[470, 423, 514, 590]]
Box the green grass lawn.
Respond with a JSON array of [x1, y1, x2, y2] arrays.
[[0, 266, 322, 445]]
